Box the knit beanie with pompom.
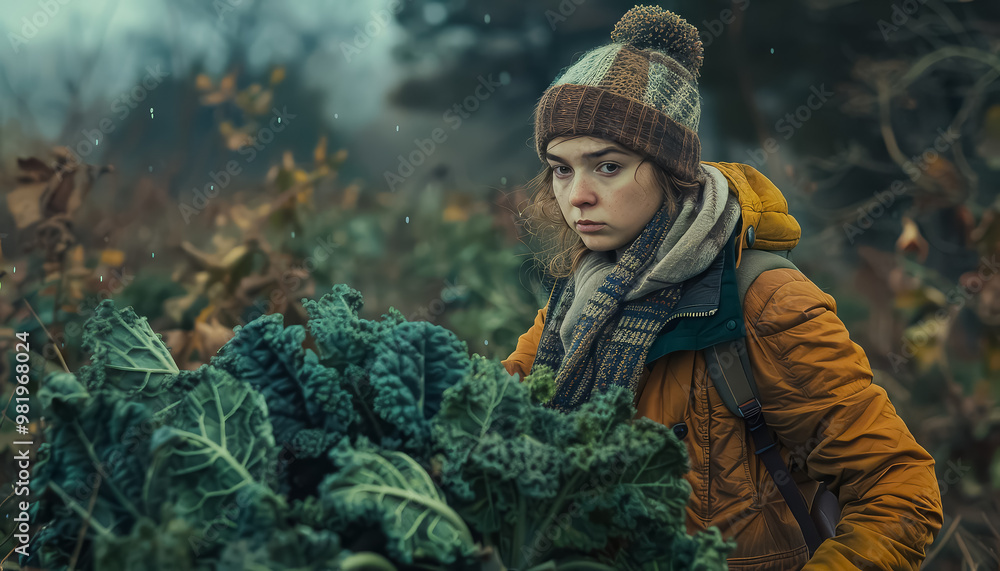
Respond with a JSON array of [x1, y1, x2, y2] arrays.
[[534, 5, 704, 181]]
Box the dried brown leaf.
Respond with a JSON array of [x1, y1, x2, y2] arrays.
[[42, 171, 77, 217], [195, 316, 234, 358], [896, 216, 930, 263], [195, 73, 213, 91], [314, 136, 327, 166], [15, 157, 53, 183], [269, 66, 285, 85], [6, 182, 45, 229]]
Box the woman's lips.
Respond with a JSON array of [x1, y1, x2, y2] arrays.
[[576, 222, 606, 233]]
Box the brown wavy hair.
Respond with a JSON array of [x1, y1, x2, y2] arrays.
[[521, 141, 697, 279]]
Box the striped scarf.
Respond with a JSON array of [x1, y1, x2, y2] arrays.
[[532, 199, 685, 412]]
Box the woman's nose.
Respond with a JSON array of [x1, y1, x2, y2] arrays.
[[568, 176, 597, 208]]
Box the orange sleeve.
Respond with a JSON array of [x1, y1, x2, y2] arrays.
[[501, 306, 547, 380], [745, 268, 943, 570]]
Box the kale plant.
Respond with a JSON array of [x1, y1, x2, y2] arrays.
[[27, 284, 732, 570]]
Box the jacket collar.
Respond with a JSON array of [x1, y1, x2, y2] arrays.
[[663, 215, 737, 318], [643, 218, 746, 363]]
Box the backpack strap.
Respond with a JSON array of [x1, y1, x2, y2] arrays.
[[710, 249, 797, 420], [703, 249, 830, 556], [734, 249, 798, 307]]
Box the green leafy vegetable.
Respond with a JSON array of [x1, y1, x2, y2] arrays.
[[319, 436, 479, 566], [433, 356, 733, 569], [28, 286, 732, 571], [77, 299, 181, 404], [145, 366, 277, 535]]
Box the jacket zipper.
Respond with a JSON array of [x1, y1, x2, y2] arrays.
[[636, 307, 721, 400], [662, 307, 718, 325]]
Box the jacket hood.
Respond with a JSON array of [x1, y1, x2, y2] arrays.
[[704, 161, 802, 268]]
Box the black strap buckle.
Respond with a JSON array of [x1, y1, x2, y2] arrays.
[[739, 399, 776, 454]]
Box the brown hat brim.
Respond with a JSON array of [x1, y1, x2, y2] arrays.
[[534, 83, 701, 181]]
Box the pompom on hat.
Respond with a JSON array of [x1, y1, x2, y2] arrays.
[[534, 5, 704, 181]]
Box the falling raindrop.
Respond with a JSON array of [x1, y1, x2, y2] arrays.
[[152, 252, 155, 258], [500, 176, 507, 185], [291, 231, 295, 238], [278, 117, 281, 123], [484, 13, 490, 23], [95, 139, 99, 145], [100, 275, 103, 282], [148, 165, 153, 172], [396, 125, 400, 132], [484, 340, 489, 345], [335, 113, 339, 119], [405, 216, 410, 223], [770, 48, 774, 54], [150, 107, 154, 118]]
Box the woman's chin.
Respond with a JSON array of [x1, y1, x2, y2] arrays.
[[580, 235, 621, 252]]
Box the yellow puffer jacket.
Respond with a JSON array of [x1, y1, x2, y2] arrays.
[[502, 162, 943, 570]]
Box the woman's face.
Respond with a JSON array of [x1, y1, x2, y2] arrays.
[[546, 136, 664, 253]]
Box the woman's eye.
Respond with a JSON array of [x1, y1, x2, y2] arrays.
[[598, 163, 620, 174], [552, 165, 571, 176]]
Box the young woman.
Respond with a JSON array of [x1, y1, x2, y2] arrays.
[[502, 5, 943, 570]]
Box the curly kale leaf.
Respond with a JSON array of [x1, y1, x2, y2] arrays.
[[523, 364, 557, 404], [146, 366, 278, 542], [433, 356, 568, 564], [37, 371, 90, 421], [526, 388, 708, 568], [212, 313, 356, 455], [76, 299, 181, 405], [93, 512, 202, 571], [211, 309, 362, 499], [654, 527, 733, 571], [301, 284, 472, 456], [217, 526, 344, 571], [28, 383, 158, 571], [433, 355, 728, 570], [212, 314, 313, 437], [209, 482, 345, 570], [368, 321, 471, 455], [318, 437, 479, 568], [433, 355, 534, 452], [303, 283, 405, 369]]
